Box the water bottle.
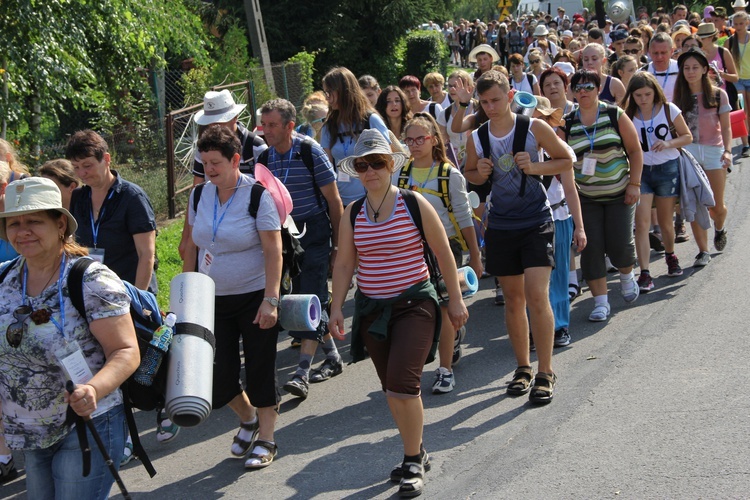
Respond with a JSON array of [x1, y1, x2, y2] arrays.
[[134, 313, 176, 386]]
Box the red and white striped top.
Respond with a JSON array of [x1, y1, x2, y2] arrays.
[[354, 193, 430, 299]]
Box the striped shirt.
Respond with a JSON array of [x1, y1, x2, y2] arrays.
[[354, 193, 429, 299], [568, 103, 630, 201]]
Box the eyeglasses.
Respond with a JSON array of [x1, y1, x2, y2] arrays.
[[530, 59, 541, 64], [574, 82, 598, 93], [6, 305, 32, 349], [404, 135, 433, 147], [623, 49, 640, 54], [353, 160, 389, 173]]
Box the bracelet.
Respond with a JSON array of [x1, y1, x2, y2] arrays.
[[459, 101, 469, 108], [628, 181, 641, 187], [332, 246, 338, 251], [724, 149, 732, 155]]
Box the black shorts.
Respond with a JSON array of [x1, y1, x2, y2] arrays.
[[485, 221, 555, 276]]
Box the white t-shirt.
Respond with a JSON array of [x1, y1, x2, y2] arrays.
[[631, 102, 682, 165], [510, 73, 537, 94], [642, 60, 679, 102]]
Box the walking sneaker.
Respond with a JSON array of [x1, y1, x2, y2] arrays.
[[649, 231, 665, 252], [283, 375, 309, 399], [742, 146, 750, 158], [694, 251, 711, 267], [120, 438, 135, 467], [665, 254, 683, 277], [675, 222, 690, 243], [495, 284, 505, 305], [621, 275, 640, 303], [637, 272, 654, 292], [432, 367, 455, 394], [452, 326, 466, 366], [554, 327, 571, 347], [290, 337, 301, 348], [714, 229, 728, 252], [0, 457, 18, 483], [309, 358, 343, 383], [156, 410, 180, 443]]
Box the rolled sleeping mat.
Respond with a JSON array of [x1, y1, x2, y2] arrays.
[[511, 91, 537, 116], [437, 266, 480, 299], [279, 294, 321, 331], [165, 272, 216, 427]]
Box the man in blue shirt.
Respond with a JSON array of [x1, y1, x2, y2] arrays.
[[259, 99, 344, 400]]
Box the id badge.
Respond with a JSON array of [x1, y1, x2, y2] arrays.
[[55, 340, 94, 385], [338, 171, 351, 183], [87, 248, 105, 263], [582, 153, 597, 176], [199, 249, 214, 275]]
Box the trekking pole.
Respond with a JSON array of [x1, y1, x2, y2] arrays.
[[66, 380, 132, 500]]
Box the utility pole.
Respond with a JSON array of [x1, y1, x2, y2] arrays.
[[243, 0, 276, 93]]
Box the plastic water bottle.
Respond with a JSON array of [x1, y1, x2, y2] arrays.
[[133, 313, 176, 386]]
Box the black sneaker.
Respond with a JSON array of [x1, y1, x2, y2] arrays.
[[649, 232, 665, 252], [554, 327, 571, 347], [742, 146, 750, 158], [0, 457, 18, 483], [282, 375, 309, 398], [290, 337, 301, 348], [309, 358, 343, 383], [390, 448, 431, 482], [665, 254, 683, 277], [714, 229, 727, 252], [398, 461, 425, 497]]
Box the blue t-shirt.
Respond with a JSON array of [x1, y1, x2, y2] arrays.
[[264, 135, 336, 221], [0, 241, 18, 264], [320, 113, 391, 206]]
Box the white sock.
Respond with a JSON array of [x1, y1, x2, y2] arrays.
[[620, 271, 635, 291], [568, 271, 578, 285], [231, 417, 258, 455], [594, 294, 609, 307]]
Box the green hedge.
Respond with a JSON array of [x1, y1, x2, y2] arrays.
[[403, 30, 449, 92]]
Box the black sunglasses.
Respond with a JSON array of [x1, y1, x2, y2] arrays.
[[6, 305, 33, 349], [623, 49, 640, 54], [530, 59, 541, 64], [353, 160, 389, 173]]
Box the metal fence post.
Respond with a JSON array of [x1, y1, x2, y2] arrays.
[[165, 113, 176, 219]]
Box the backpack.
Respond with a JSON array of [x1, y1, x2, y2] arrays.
[[396, 161, 468, 251], [192, 181, 304, 295], [349, 188, 445, 300], [333, 111, 374, 155], [0, 257, 161, 477], [477, 113, 537, 196], [717, 46, 739, 110], [427, 102, 438, 119], [256, 139, 323, 209]]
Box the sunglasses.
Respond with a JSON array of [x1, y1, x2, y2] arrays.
[[6, 305, 33, 349], [353, 160, 389, 173], [405, 135, 433, 147], [623, 49, 640, 54], [574, 82, 598, 93], [530, 59, 541, 64], [310, 117, 325, 124]]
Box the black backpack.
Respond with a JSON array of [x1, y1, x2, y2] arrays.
[[476, 113, 537, 195], [192, 181, 304, 295], [349, 188, 445, 300], [256, 139, 323, 209]]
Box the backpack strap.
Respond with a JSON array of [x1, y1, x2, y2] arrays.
[[526, 73, 534, 89], [299, 139, 324, 209], [256, 148, 270, 170], [348, 196, 366, 229], [513, 114, 535, 196], [664, 103, 676, 139], [444, 105, 452, 123], [396, 161, 413, 189], [68, 257, 157, 478], [399, 188, 426, 241], [428, 102, 437, 119], [605, 105, 620, 136], [0, 256, 21, 284], [477, 122, 491, 159], [437, 163, 468, 251], [248, 182, 266, 218], [191, 183, 205, 213]]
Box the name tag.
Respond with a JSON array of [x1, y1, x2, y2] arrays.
[[581, 153, 597, 176], [56, 341, 94, 385], [87, 248, 105, 263]]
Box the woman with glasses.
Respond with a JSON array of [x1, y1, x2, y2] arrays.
[[560, 70, 644, 323], [0, 177, 139, 498], [329, 129, 468, 498], [321, 67, 392, 206], [581, 43, 626, 106], [528, 48, 550, 79], [375, 85, 412, 147]]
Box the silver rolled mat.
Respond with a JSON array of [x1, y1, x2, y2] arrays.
[[165, 272, 216, 427], [511, 91, 538, 116]]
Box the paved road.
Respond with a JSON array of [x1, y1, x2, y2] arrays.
[[2, 154, 749, 499]]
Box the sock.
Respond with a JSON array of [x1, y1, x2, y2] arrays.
[[295, 353, 313, 379], [568, 271, 578, 285], [665, 252, 674, 258], [620, 271, 635, 291], [715, 225, 725, 232], [594, 295, 609, 307], [0, 454, 11, 465], [249, 441, 275, 458], [675, 213, 684, 225], [403, 453, 421, 464], [641, 269, 650, 276], [322, 336, 341, 363], [231, 417, 258, 455]]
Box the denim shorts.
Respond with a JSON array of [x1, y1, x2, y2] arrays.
[[641, 158, 680, 197], [735, 78, 750, 92], [684, 143, 723, 171]]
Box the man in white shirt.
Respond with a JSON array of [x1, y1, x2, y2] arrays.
[[641, 33, 679, 101]]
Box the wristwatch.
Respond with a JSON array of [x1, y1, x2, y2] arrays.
[[263, 296, 280, 307]]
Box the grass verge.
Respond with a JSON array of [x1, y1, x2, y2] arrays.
[[155, 219, 184, 311]]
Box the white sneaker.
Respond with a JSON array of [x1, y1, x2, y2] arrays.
[[432, 367, 455, 394]]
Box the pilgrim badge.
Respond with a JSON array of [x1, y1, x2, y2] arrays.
[[497, 153, 516, 172]]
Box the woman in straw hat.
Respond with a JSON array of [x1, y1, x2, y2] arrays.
[[329, 129, 468, 498], [0, 177, 139, 498]]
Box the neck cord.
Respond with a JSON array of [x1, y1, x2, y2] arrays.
[[367, 188, 391, 222]]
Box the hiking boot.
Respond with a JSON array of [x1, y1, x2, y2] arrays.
[[554, 327, 571, 347], [309, 358, 343, 383], [694, 251, 711, 267], [452, 326, 466, 366], [665, 254, 683, 277], [714, 229, 728, 252], [674, 222, 690, 243], [283, 375, 309, 399], [432, 367, 455, 394], [637, 272, 654, 292], [0, 457, 18, 483]]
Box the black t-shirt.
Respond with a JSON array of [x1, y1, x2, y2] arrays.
[[192, 122, 267, 178], [70, 171, 156, 284]]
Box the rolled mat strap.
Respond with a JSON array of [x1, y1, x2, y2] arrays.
[[174, 322, 216, 351]]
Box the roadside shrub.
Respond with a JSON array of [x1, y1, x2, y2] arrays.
[[403, 30, 449, 90]]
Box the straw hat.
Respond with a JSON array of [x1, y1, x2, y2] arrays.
[[337, 130, 408, 178], [696, 22, 718, 38], [468, 44, 500, 63], [0, 177, 78, 241], [194, 90, 247, 126]]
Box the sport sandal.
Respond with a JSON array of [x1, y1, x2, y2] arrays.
[[398, 461, 425, 498], [529, 372, 557, 405], [390, 448, 431, 482], [231, 419, 259, 457], [507, 366, 534, 396], [244, 440, 278, 469]]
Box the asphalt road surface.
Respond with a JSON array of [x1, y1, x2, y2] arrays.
[[2, 154, 749, 499]]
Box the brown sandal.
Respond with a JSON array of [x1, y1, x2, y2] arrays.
[[231, 420, 259, 457], [529, 372, 557, 405], [244, 440, 278, 469], [507, 366, 534, 396]]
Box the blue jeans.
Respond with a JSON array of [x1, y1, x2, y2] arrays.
[[290, 214, 332, 341], [24, 405, 127, 500], [641, 158, 680, 197]]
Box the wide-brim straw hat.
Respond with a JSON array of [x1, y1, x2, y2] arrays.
[[0, 177, 78, 241], [337, 129, 408, 178], [696, 22, 718, 38], [468, 44, 501, 63], [194, 89, 247, 125]]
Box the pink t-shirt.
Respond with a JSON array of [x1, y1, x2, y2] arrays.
[[684, 89, 731, 147]]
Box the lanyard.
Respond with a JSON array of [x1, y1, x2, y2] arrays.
[[212, 176, 242, 243], [89, 189, 115, 248], [578, 105, 601, 152], [639, 106, 656, 150], [410, 161, 439, 189], [271, 141, 295, 183], [22, 254, 67, 338]]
